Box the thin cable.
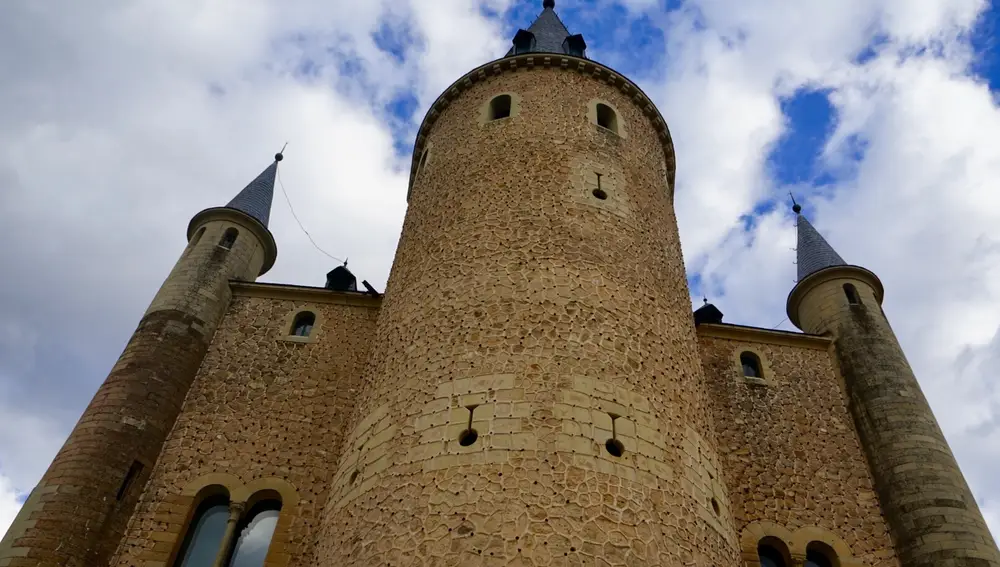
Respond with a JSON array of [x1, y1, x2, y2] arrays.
[[771, 317, 789, 330], [276, 168, 346, 264]]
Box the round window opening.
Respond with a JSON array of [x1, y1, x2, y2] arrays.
[[592, 188, 608, 200], [459, 428, 479, 446], [605, 438, 624, 457]]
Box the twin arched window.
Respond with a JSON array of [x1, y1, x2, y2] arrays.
[[758, 538, 837, 567], [174, 490, 282, 567]]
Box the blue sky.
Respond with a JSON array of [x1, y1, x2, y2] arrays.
[[1, 0, 1000, 543]]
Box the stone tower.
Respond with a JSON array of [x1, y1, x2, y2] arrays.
[[786, 208, 1000, 567], [0, 156, 281, 567], [312, 3, 741, 565]]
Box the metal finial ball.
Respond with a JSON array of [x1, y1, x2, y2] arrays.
[[275, 152, 284, 162], [792, 204, 802, 214], [543, 0, 555, 8]]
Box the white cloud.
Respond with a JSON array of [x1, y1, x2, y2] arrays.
[[1, 0, 999, 549], [0, 474, 21, 538]]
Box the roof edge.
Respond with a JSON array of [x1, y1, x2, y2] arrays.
[[697, 322, 833, 350], [405, 54, 676, 201], [230, 281, 381, 306]]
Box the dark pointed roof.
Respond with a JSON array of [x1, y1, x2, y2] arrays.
[[225, 153, 282, 227], [796, 212, 847, 281], [505, 2, 587, 58]]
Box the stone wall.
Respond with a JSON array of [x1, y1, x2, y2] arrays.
[[109, 287, 379, 567], [697, 325, 899, 567], [313, 58, 741, 566], [0, 216, 269, 567]]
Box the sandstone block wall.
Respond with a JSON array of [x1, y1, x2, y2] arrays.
[[313, 60, 740, 566], [697, 327, 899, 567], [794, 273, 1000, 566], [0, 218, 268, 567], [110, 288, 379, 567]]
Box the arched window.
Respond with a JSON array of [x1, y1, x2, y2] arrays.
[[219, 228, 239, 250], [187, 227, 206, 255], [489, 94, 512, 121], [291, 312, 316, 337], [805, 542, 837, 567], [843, 283, 861, 305], [596, 103, 618, 133], [757, 537, 791, 567], [741, 351, 763, 378], [226, 499, 282, 567], [417, 147, 429, 178], [174, 494, 230, 567]]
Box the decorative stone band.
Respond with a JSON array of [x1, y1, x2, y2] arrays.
[[785, 264, 885, 329], [187, 206, 278, 276], [406, 53, 678, 200]]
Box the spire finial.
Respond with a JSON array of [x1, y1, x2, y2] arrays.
[[790, 192, 802, 214], [276, 142, 287, 162], [543, 0, 555, 9]]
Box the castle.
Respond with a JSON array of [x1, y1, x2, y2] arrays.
[[2, 3, 998, 566]]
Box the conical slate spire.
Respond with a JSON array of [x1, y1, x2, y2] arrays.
[[506, 1, 587, 58], [795, 211, 847, 281], [225, 153, 282, 227]]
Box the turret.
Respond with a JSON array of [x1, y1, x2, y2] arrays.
[[312, 3, 740, 565], [786, 204, 1000, 566], [0, 154, 282, 567]]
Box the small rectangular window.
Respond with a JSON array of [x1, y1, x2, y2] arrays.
[[116, 460, 144, 501]]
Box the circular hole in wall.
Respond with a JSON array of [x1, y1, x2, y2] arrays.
[[605, 438, 624, 457], [459, 429, 479, 446], [349, 470, 359, 484], [711, 497, 720, 515], [592, 188, 608, 200]]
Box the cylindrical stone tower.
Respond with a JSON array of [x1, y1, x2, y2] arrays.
[[314, 6, 740, 566], [787, 213, 1000, 567], [0, 158, 280, 567]]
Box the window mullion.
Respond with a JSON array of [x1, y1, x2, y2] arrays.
[[212, 501, 246, 567]]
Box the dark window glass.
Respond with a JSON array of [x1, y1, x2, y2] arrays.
[[292, 312, 316, 337], [490, 95, 512, 120], [741, 352, 762, 378], [219, 228, 239, 250], [805, 550, 833, 567], [227, 501, 281, 567], [174, 496, 229, 567], [758, 544, 786, 567], [844, 283, 861, 305]]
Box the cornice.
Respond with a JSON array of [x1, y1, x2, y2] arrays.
[[188, 207, 278, 276], [230, 281, 382, 307], [407, 53, 676, 201], [697, 322, 833, 350], [786, 264, 884, 329]]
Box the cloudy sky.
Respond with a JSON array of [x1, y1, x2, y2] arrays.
[[2, 0, 999, 541]]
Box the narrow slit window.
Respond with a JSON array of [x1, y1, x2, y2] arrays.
[[740, 352, 762, 378], [291, 312, 316, 337], [605, 413, 625, 457], [844, 283, 861, 305], [219, 228, 239, 250], [116, 460, 144, 501], [226, 499, 282, 567], [489, 95, 512, 121], [459, 405, 479, 446], [417, 147, 429, 178], [174, 495, 231, 567], [596, 103, 618, 133]]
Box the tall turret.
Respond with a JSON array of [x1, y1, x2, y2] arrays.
[[0, 155, 281, 567], [312, 3, 740, 565], [786, 204, 1000, 567]]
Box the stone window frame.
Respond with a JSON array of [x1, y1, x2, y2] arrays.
[[166, 473, 300, 567], [279, 307, 323, 344], [587, 99, 627, 138], [739, 522, 862, 567], [478, 92, 522, 125], [731, 346, 775, 386]]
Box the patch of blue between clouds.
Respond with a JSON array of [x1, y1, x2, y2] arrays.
[[372, 10, 421, 159], [969, 0, 1000, 92], [767, 88, 836, 188], [853, 32, 890, 65]]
